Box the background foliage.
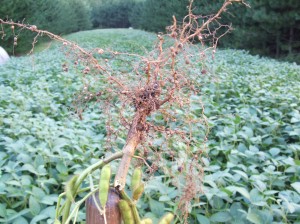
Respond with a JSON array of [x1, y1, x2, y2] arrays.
[[90, 0, 300, 63], [0, 29, 299, 223], [91, 0, 134, 28], [0, 0, 91, 54], [1, 0, 299, 62]]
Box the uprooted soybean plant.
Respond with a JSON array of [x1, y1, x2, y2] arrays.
[[0, 0, 247, 223]]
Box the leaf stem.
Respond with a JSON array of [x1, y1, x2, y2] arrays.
[[120, 190, 141, 224], [61, 151, 123, 223]]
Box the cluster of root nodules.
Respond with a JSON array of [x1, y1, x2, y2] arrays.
[[128, 81, 161, 114], [1, 1, 244, 222]]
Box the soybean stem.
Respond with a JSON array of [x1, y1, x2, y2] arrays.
[[120, 190, 141, 224], [61, 151, 123, 224]]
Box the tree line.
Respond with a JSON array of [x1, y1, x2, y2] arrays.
[[127, 0, 300, 63], [92, 0, 300, 63], [0, 0, 91, 54], [1, 0, 299, 63]]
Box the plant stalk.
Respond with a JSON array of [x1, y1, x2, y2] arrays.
[[61, 151, 123, 224], [114, 113, 145, 190], [119, 190, 141, 224]]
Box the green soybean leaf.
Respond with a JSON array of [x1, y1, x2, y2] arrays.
[[30, 214, 48, 224], [210, 211, 231, 223], [197, 214, 210, 224], [149, 199, 165, 217], [29, 196, 41, 216], [247, 208, 273, 224], [226, 186, 250, 200], [291, 182, 300, 194]]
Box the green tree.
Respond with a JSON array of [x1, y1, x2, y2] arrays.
[[129, 0, 300, 63], [130, 0, 189, 32], [91, 0, 134, 28], [0, 0, 92, 54], [67, 0, 92, 32], [219, 0, 300, 62], [249, 0, 300, 58], [0, 0, 35, 54]]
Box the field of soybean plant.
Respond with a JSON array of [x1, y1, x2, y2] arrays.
[[0, 29, 299, 224]]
